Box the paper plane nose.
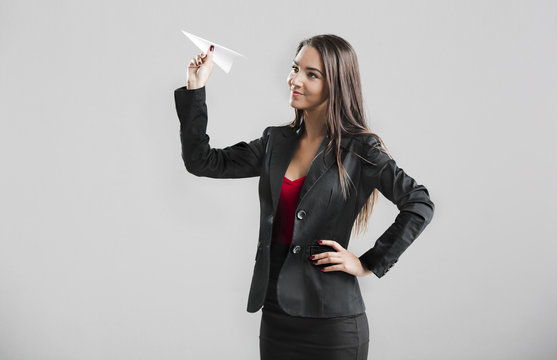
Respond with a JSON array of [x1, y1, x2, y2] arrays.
[[181, 30, 247, 74]]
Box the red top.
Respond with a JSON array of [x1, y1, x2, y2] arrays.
[[271, 175, 306, 246]]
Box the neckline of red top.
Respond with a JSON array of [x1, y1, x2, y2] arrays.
[[283, 175, 306, 184]]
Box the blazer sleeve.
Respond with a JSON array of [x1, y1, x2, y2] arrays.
[[174, 85, 270, 178], [358, 135, 435, 278]]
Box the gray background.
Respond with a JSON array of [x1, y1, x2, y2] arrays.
[[1, 1, 555, 359]]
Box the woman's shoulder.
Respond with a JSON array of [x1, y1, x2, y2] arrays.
[[343, 132, 391, 166], [344, 132, 382, 150], [264, 123, 300, 138]]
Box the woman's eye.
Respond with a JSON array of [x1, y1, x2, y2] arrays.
[[291, 66, 317, 79]]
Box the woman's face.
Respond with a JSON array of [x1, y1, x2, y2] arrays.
[[287, 45, 329, 112]]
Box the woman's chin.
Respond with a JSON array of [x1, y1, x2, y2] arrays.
[[288, 100, 304, 110]]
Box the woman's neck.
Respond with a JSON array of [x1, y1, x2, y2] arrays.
[[302, 109, 327, 140]]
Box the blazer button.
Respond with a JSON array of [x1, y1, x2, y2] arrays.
[[292, 245, 301, 254], [296, 209, 307, 220]]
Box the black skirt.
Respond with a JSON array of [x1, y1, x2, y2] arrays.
[[260, 242, 370, 360]]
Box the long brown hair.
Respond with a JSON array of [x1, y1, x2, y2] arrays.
[[289, 34, 392, 236]]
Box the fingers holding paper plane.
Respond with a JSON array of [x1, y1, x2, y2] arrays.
[[187, 46, 215, 90], [181, 31, 247, 74]]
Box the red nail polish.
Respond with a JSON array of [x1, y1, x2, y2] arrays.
[[312, 261, 318, 265], [210, 45, 214, 51], [317, 240, 322, 244]]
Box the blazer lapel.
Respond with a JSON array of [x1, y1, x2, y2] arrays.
[[297, 132, 335, 205], [269, 121, 338, 212], [269, 125, 301, 212]]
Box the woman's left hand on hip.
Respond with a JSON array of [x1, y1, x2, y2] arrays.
[[311, 240, 373, 277]]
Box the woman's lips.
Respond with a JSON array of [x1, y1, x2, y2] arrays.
[[292, 91, 303, 97]]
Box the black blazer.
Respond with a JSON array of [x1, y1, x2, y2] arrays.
[[175, 85, 435, 318]]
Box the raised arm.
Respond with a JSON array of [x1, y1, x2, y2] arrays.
[[175, 85, 270, 178], [358, 135, 435, 278]]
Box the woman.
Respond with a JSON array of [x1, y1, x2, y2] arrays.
[[175, 34, 435, 360]]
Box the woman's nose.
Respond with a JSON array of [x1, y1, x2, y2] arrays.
[[290, 73, 302, 87]]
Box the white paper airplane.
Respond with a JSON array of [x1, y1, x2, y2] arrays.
[[181, 30, 247, 74]]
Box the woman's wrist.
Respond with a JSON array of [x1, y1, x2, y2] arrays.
[[187, 81, 205, 90]]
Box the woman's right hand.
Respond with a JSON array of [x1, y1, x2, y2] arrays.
[[187, 45, 215, 90]]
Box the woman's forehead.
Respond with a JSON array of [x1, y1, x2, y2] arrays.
[[294, 46, 324, 72]]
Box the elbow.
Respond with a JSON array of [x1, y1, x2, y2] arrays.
[[416, 200, 435, 228], [409, 188, 435, 225], [182, 154, 204, 177], [396, 184, 435, 226], [399, 199, 435, 227], [423, 198, 435, 225], [184, 162, 199, 176], [418, 186, 435, 225]]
